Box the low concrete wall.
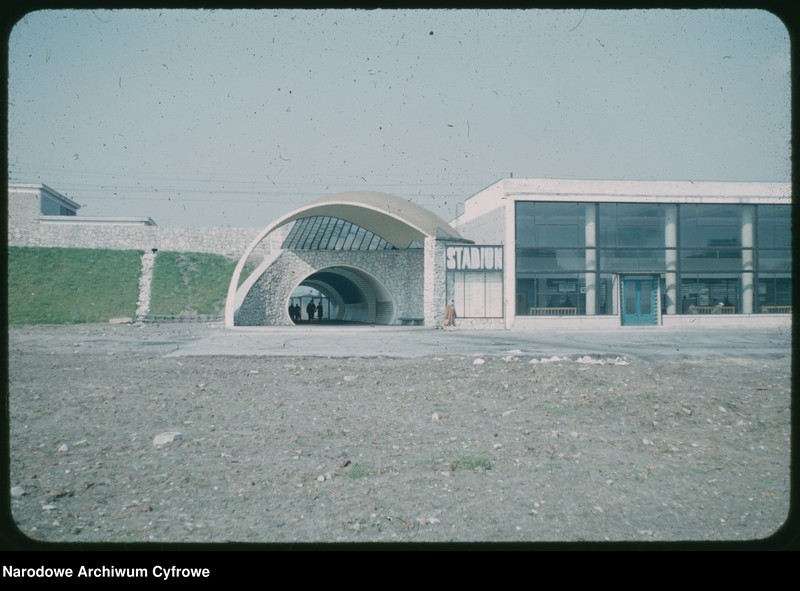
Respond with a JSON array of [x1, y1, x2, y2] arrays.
[[511, 316, 623, 331], [662, 314, 791, 329], [511, 314, 791, 330], [449, 318, 506, 330]]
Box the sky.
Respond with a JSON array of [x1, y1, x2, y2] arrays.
[[7, 8, 791, 228]]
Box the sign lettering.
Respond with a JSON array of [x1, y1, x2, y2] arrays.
[[445, 246, 503, 271]]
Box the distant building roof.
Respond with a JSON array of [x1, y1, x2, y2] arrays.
[[456, 177, 792, 226], [9, 183, 81, 211]]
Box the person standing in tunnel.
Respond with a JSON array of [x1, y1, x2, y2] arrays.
[[306, 300, 316, 322]]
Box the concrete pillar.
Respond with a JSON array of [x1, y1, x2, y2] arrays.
[[584, 204, 597, 315], [135, 250, 157, 322], [741, 205, 755, 314], [423, 237, 446, 327], [664, 204, 678, 314], [504, 198, 516, 329]]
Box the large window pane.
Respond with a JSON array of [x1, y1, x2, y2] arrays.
[[599, 249, 665, 272], [758, 249, 791, 272], [516, 202, 585, 247], [295, 217, 316, 248], [597, 274, 616, 315], [681, 249, 742, 272], [758, 205, 791, 248], [318, 217, 338, 249], [680, 276, 739, 311], [758, 276, 792, 310], [462, 274, 485, 317], [680, 204, 740, 248], [516, 275, 585, 315], [485, 273, 503, 317], [517, 248, 585, 272], [599, 203, 665, 248]]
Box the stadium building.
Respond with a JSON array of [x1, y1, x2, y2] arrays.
[[226, 177, 792, 329]]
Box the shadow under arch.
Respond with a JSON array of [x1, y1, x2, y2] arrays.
[[289, 265, 396, 325]]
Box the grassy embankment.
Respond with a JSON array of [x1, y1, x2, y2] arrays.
[[7, 247, 247, 325], [148, 251, 242, 316]]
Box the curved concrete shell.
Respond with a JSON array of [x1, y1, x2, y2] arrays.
[[225, 191, 463, 327], [264, 191, 462, 248]]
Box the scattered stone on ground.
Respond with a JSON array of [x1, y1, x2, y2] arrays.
[[7, 323, 791, 545]]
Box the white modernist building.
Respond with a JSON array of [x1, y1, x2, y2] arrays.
[[452, 178, 792, 329]]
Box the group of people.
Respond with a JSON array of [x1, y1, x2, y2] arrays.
[[289, 300, 323, 323], [682, 296, 734, 314], [289, 298, 458, 326]]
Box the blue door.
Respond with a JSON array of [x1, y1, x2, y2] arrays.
[[621, 276, 658, 326]]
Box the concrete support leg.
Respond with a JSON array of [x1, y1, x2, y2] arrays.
[[585, 204, 597, 315], [665, 204, 678, 314], [423, 237, 446, 327], [135, 250, 157, 322], [741, 205, 755, 314]]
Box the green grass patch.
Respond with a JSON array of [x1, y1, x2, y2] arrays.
[[8, 247, 258, 324], [148, 251, 242, 316], [7, 246, 141, 325], [345, 463, 373, 479], [453, 455, 492, 472]]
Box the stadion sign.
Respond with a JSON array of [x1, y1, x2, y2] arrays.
[[445, 245, 503, 271]]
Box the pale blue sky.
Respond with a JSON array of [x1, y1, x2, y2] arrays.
[[8, 8, 791, 227]]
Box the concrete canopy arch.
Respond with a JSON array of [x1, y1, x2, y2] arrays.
[[226, 191, 463, 327]]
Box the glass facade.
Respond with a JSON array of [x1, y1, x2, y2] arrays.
[[515, 201, 791, 316], [515, 203, 586, 315], [756, 205, 792, 311], [283, 216, 395, 251]]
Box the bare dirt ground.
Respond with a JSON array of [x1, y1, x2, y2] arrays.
[[5, 323, 793, 547]]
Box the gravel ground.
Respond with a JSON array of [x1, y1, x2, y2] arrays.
[[6, 323, 792, 546]]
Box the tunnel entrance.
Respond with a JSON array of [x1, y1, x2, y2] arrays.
[[288, 266, 396, 325]]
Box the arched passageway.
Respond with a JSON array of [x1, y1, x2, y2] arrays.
[[290, 266, 395, 324], [225, 191, 464, 327]]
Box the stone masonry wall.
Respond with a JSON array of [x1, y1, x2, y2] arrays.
[[7, 190, 40, 235], [423, 238, 448, 327], [236, 249, 423, 326], [8, 222, 271, 259]]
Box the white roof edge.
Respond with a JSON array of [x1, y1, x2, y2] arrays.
[[454, 177, 791, 226], [40, 215, 157, 226], [497, 177, 791, 198], [505, 193, 790, 204]]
